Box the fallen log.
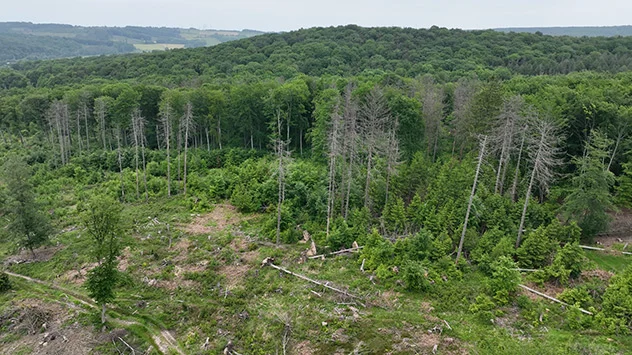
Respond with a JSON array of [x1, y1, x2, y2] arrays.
[[262, 257, 364, 304], [308, 246, 364, 259], [579, 245, 632, 256], [519, 284, 593, 315]]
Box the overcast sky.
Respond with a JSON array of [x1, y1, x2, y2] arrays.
[[2, 0, 631, 32]]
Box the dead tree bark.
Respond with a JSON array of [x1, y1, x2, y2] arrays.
[[359, 87, 390, 210], [182, 102, 194, 197], [115, 125, 125, 201], [160, 103, 173, 197], [94, 98, 108, 151], [274, 109, 288, 245], [456, 135, 487, 264], [510, 126, 528, 202], [341, 84, 358, 218], [326, 103, 343, 238], [516, 118, 560, 247]]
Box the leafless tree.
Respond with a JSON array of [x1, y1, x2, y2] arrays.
[[516, 116, 562, 247], [115, 124, 125, 201], [421, 77, 444, 162], [326, 101, 343, 238], [182, 102, 195, 197], [48, 100, 71, 165], [94, 97, 108, 151], [384, 118, 401, 207], [131, 108, 148, 201], [491, 96, 524, 194], [340, 83, 359, 219], [451, 79, 478, 157], [456, 135, 487, 264], [160, 102, 173, 197], [607, 121, 628, 172], [359, 87, 390, 210], [274, 109, 290, 244]]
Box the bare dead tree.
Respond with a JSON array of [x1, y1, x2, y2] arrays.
[[160, 102, 173, 197], [359, 87, 390, 210], [48, 100, 71, 165], [607, 121, 628, 172], [456, 135, 487, 264], [274, 109, 290, 244], [74, 106, 83, 154], [384, 118, 401, 207], [421, 77, 445, 162], [94, 97, 108, 151], [340, 83, 359, 219], [182, 102, 195, 197], [516, 117, 562, 247], [491, 96, 524, 194], [115, 124, 125, 201], [510, 124, 528, 202], [451, 79, 478, 157], [326, 101, 343, 238], [131, 108, 148, 201]]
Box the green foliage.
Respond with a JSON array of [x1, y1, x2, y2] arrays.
[[516, 225, 556, 269], [85, 262, 119, 306], [230, 183, 260, 213], [402, 260, 431, 292], [0, 272, 11, 293], [598, 265, 632, 334], [82, 195, 123, 264], [562, 130, 614, 239], [1, 156, 51, 254], [359, 229, 394, 271], [489, 256, 520, 305]]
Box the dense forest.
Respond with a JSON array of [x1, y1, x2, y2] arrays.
[[0, 22, 263, 63], [0, 25, 631, 354]]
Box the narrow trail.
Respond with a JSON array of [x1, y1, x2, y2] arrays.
[[5, 271, 185, 355]]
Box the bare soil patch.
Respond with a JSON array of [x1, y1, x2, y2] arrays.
[[4, 245, 63, 266], [598, 209, 632, 247], [179, 204, 246, 235], [0, 299, 96, 355]]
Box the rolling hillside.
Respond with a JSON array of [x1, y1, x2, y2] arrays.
[[0, 22, 263, 63]]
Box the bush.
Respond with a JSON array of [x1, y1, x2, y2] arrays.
[[598, 265, 632, 334], [516, 226, 555, 269], [0, 272, 11, 293], [489, 256, 520, 305], [402, 260, 431, 292]]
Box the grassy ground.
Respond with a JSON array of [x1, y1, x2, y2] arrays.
[[2, 198, 631, 354]]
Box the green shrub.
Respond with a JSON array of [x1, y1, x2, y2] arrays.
[[598, 265, 632, 334], [489, 256, 520, 305], [516, 226, 555, 269], [0, 272, 11, 293], [402, 260, 431, 292]]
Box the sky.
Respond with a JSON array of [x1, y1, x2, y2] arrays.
[[1, 0, 631, 32]]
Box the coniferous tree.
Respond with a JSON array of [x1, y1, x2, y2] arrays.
[[2, 156, 51, 257]]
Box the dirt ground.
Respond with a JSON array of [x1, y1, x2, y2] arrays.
[[597, 209, 632, 248], [178, 204, 247, 235], [3, 245, 63, 266], [0, 299, 96, 355]]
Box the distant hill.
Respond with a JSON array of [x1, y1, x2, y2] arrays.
[[0, 22, 264, 64], [495, 25, 632, 37]]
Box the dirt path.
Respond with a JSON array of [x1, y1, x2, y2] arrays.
[[5, 271, 185, 355]]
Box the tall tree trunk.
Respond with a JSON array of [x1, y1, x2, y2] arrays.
[[276, 110, 285, 245], [75, 110, 82, 154], [116, 126, 125, 201], [183, 102, 193, 197], [364, 146, 373, 209], [101, 303, 106, 325], [510, 128, 527, 202], [456, 135, 487, 264], [516, 165, 536, 248]]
